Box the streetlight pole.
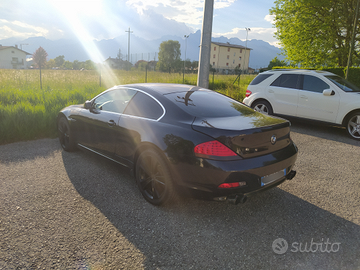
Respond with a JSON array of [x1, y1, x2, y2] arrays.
[[125, 27, 133, 63], [183, 35, 189, 84]]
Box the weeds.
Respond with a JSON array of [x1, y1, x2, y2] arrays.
[[0, 69, 254, 144]]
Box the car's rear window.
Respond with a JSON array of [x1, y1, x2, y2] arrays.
[[249, 74, 273, 85], [164, 90, 255, 118]]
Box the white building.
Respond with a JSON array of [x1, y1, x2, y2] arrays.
[[0, 45, 31, 69], [211, 42, 252, 73]]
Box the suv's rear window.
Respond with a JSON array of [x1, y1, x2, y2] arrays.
[[164, 90, 255, 117], [249, 74, 273, 85]]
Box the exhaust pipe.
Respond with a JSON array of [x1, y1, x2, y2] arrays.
[[286, 170, 296, 180], [227, 194, 247, 205]]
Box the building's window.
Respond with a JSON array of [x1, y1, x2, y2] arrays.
[[239, 57, 242, 61], [227, 55, 229, 59], [213, 54, 216, 58], [214, 47, 216, 51], [227, 48, 230, 52], [213, 62, 215, 66], [240, 49, 242, 53], [226, 63, 229, 66], [234, 52, 236, 57], [239, 64, 241, 68], [233, 60, 235, 64]]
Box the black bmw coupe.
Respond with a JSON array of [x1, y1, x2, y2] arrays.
[[57, 83, 297, 205]]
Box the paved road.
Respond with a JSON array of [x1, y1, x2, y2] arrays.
[[0, 121, 359, 269]]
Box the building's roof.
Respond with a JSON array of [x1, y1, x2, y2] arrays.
[[211, 42, 252, 50], [0, 45, 31, 55]]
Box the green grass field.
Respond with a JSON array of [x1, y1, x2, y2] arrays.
[[0, 69, 255, 145]]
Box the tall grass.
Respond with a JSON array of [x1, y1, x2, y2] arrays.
[[0, 69, 254, 144]]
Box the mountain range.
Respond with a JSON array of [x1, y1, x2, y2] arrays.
[[0, 30, 283, 69]]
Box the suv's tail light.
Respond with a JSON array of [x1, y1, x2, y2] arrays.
[[194, 140, 237, 158], [245, 90, 252, 97]]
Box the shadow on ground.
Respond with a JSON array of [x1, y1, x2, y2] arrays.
[[284, 117, 360, 147], [62, 149, 360, 269]]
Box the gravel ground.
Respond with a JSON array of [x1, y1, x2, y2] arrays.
[[0, 120, 359, 269]]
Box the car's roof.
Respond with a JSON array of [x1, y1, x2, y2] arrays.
[[123, 83, 204, 95], [263, 69, 335, 76]]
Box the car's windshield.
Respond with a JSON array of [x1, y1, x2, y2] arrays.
[[325, 75, 360, 92]]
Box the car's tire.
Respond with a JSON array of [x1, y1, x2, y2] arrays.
[[135, 149, 176, 206], [346, 112, 360, 140], [57, 116, 77, 151], [251, 100, 273, 115]]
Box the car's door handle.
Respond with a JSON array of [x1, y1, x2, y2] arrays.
[[300, 95, 307, 99], [268, 89, 274, 93], [108, 120, 116, 127]]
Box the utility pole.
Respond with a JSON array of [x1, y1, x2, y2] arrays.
[[197, 0, 214, 88], [125, 27, 133, 63], [346, 0, 360, 79]]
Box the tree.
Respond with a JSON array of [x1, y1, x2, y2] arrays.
[[63, 60, 73, 70], [54, 55, 65, 67], [157, 40, 181, 73], [33, 46, 48, 89], [271, 0, 360, 67], [268, 57, 288, 70], [33, 46, 48, 69], [46, 59, 56, 69], [73, 60, 81, 70]]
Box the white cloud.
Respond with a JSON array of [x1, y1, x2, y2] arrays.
[[126, 0, 235, 26], [0, 19, 49, 39], [264, 14, 275, 23], [213, 26, 280, 47]]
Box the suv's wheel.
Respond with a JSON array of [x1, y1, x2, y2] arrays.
[[252, 100, 273, 115], [346, 112, 360, 140], [135, 149, 176, 205]]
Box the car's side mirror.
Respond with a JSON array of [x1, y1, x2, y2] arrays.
[[323, 89, 335, 96], [84, 100, 92, 109]]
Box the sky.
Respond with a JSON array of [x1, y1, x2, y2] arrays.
[[0, 0, 278, 46]]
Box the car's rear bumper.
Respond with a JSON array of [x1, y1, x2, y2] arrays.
[[170, 142, 298, 199]]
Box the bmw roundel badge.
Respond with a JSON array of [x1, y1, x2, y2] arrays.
[[271, 135, 277, 145]]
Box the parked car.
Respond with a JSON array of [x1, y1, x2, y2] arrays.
[[57, 83, 297, 205], [243, 69, 360, 140]]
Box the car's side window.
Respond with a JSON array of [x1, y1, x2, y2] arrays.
[[93, 89, 136, 113], [270, 74, 300, 89], [124, 92, 164, 120], [302, 75, 330, 93]]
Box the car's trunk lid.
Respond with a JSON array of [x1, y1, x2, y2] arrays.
[[192, 114, 292, 158]]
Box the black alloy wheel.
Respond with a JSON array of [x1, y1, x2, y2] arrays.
[[252, 100, 273, 115], [135, 149, 175, 205], [58, 116, 76, 151], [346, 112, 360, 140]]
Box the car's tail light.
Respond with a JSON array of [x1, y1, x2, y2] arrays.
[[218, 181, 246, 189], [245, 90, 252, 97], [194, 140, 237, 158]]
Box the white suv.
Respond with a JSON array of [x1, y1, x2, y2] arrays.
[[243, 69, 360, 140]]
